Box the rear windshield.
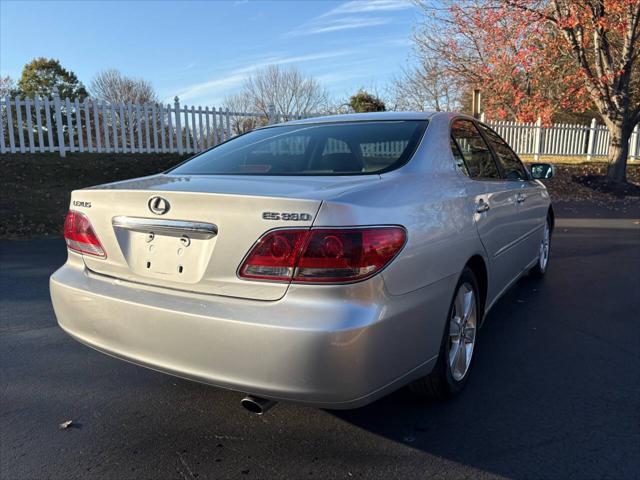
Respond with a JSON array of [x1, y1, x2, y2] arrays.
[[170, 120, 428, 176]]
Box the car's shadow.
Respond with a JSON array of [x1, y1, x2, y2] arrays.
[[326, 263, 638, 478]]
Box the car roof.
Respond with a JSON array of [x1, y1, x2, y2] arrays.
[[280, 111, 440, 126]]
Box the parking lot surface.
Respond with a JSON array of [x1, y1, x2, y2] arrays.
[[1, 201, 639, 479]]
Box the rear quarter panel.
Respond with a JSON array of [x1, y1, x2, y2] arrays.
[[314, 171, 488, 296]]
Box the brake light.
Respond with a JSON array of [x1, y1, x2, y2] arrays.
[[238, 229, 308, 281], [239, 227, 406, 283], [63, 210, 106, 258]]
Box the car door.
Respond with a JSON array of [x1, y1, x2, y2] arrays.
[[478, 124, 548, 268], [450, 119, 523, 299]]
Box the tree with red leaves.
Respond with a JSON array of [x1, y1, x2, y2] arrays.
[[414, 0, 640, 183]]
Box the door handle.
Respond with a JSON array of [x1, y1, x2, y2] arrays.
[[516, 193, 526, 203], [476, 200, 490, 213]]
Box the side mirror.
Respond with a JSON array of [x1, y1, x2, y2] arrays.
[[530, 163, 554, 179]]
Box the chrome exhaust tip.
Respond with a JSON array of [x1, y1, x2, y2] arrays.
[[240, 395, 276, 415]]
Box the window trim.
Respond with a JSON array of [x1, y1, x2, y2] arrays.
[[449, 117, 503, 182], [476, 122, 531, 182], [166, 120, 429, 177]]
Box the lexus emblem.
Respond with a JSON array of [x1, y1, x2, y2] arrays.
[[148, 196, 170, 215]]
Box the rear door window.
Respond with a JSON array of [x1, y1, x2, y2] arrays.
[[450, 120, 500, 180], [479, 125, 528, 181]]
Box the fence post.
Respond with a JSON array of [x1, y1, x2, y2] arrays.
[[174, 96, 183, 155], [25, 97, 35, 153], [43, 97, 54, 153], [225, 108, 231, 140], [586, 118, 597, 161], [35, 96, 45, 152], [5, 95, 16, 153], [0, 97, 5, 154], [52, 88, 66, 158], [480, 112, 485, 123], [630, 124, 639, 161], [15, 95, 25, 153], [267, 104, 276, 125], [533, 116, 542, 161], [65, 97, 75, 152]]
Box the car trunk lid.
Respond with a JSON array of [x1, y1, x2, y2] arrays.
[[70, 174, 379, 301]]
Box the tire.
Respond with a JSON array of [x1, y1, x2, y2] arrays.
[[409, 267, 480, 400], [530, 215, 552, 278]]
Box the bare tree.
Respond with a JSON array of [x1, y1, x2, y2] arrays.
[[89, 69, 159, 150], [242, 65, 329, 121], [392, 59, 461, 112], [90, 69, 158, 105], [222, 92, 264, 135]]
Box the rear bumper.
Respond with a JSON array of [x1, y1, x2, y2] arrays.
[[50, 261, 455, 408]]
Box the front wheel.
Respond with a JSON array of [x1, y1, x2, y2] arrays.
[[409, 268, 480, 400]]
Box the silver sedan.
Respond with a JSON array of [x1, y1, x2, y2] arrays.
[[50, 112, 554, 413]]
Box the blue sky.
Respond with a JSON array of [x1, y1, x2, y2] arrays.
[[0, 0, 418, 105]]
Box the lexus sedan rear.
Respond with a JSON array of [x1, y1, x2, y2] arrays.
[[50, 112, 554, 410]]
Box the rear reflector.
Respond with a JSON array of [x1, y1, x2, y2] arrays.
[[239, 227, 406, 283], [64, 210, 106, 258]]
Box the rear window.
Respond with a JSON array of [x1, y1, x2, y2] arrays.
[[170, 120, 428, 176]]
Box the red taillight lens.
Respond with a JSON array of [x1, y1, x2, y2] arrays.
[[63, 210, 106, 258], [239, 227, 406, 284], [238, 229, 308, 281], [295, 228, 406, 282]]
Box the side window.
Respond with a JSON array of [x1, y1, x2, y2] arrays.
[[450, 120, 500, 179], [450, 136, 469, 176], [479, 125, 528, 181]]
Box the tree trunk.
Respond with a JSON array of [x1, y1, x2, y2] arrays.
[[605, 119, 633, 184]]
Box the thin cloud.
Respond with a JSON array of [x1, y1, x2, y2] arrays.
[[320, 0, 412, 17], [288, 16, 390, 37], [173, 73, 248, 103], [171, 50, 356, 103], [177, 62, 196, 72], [286, 0, 411, 37]]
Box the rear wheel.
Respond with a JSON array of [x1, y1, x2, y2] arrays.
[[530, 215, 551, 277], [410, 268, 480, 400]]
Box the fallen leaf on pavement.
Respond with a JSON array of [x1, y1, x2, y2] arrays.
[[59, 420, 73, 429]]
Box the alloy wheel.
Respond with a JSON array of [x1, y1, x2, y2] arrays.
[[539, 222, 550, 272], [448, 282, 477, 382]]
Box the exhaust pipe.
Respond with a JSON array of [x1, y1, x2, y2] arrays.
[[241, 395, 276, 415]]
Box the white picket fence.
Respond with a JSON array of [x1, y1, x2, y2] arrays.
[[1, 91, 639, 161], [483, 114, 640, 161], [0, 90, 271, 157]]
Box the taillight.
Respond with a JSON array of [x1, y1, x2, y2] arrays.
[[63, 210, 106, 258], [238, 229, 308, 281], [239, 227, 406, 283]]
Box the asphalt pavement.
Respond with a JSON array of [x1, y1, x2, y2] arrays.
[[1, 201, 639, 480]]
